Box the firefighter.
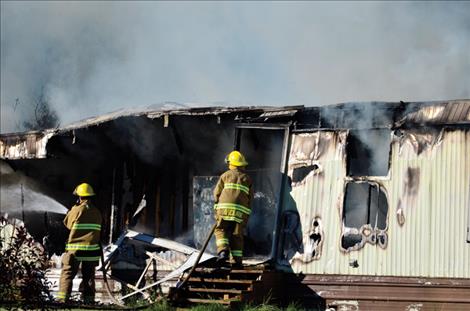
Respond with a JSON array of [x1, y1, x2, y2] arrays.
[[57, 183, 102, 303], [213, 151, 253, 268]]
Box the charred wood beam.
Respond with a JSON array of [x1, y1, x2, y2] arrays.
[[233, 127, 241, 151], [170, 123, 184, 155]]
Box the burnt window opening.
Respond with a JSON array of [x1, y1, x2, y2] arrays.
[[341, 182, 388, 251], [291, 164, 320, 183], [346, 129, 391, 176]]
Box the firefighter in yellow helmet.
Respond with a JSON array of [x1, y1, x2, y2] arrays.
[[213, 151, 253, 268], [57, 183, 102, 303]]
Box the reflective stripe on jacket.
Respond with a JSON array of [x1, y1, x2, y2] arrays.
[[65, 243, 100, 251], [64, 200, 102, 261], [214, 168, 253, 223]]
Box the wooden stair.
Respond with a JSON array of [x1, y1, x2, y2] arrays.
[[171, 265, 282, 307]]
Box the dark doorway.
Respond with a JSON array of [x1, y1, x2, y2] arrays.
[[238, 126, 286, 259]]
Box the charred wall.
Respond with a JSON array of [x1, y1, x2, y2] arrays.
[[1, 110, 288, 260], [279, 127, 470, 279]]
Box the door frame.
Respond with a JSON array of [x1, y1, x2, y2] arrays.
[[234, 123, 292, 261]]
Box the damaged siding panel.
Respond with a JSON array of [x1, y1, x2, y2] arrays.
[[428, 130, 470, 277], [377, 129, 469, 278], [286, 130, 396, 276], [286, 131, 347, 267], [387, 132, 434, 277], [285, 128, 470, 278], [393, 129, 469, 278], [0, 132, 54, 159], [391, 129, 470, 278]]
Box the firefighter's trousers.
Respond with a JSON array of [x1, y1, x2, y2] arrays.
[[57, 252, 98, 303], [214, 218, 244, 263]]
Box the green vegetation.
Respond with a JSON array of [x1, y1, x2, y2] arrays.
[[185, 304, 226, 311], [143, 301, 307, 311], [0, 217, 52, 307], [0, 302, 308, 311]]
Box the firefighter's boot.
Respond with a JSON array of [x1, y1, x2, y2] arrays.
[[232, 256, 243, 269], [216, 250, 229, 267]]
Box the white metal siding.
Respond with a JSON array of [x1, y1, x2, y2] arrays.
[[285, 129, 470, 278]]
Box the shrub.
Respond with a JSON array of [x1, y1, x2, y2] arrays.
[[0, 216, 52, 306]]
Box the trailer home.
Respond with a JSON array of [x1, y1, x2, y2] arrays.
[[1, 100, 469, 310]]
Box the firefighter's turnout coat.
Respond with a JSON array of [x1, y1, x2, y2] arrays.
[[58, 200, 102, 302], [213, 167, 253, 259]]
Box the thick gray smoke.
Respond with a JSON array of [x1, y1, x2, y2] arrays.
[[0, 161, 68, 215], [1, 2, 469, 133]]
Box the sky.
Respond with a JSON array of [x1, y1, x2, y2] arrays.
[[1, 1, 469, 133]]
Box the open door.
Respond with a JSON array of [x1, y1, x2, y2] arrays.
[[192, 123, 290, 261], [235, 124, 290, 260]]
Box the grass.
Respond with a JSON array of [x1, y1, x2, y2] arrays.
[[144, 301, 308, 311], [1, 301, 309, 311]]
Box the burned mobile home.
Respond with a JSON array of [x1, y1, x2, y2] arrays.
[[1, 100, 469, 310]]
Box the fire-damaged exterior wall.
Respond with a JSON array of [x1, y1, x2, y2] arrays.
[[388, 129, 470, 277], [0, 131, 54, 159], [282, 128, 470, 278], [282, 131, 347, 264], [1, 101, 469, 309]]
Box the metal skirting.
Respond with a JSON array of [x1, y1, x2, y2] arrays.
[[283, 274, 470, 311]]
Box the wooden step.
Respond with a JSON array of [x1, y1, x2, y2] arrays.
[[188, 287, 249, 294], [195, 267, 264, 274], [191, 272, 262, 282], [172, 267, 279, 306], [188, 277, 254, 284], [230, 269, 264, 274]]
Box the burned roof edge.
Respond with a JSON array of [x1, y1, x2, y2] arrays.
[[1, 100, 469, 160], [2, 100, 469, 138], [295, 99, 470, 130], [57, 105, 303, 133], [0, 105, 302, 160]]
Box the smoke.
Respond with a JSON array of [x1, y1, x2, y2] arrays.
[[1, 2, 469, 133], [0, 160, 68, 215]]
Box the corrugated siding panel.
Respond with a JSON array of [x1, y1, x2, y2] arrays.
[[425, 130, 470, 277], [387, 132, 433, 277], [286, 129, 470, 278]]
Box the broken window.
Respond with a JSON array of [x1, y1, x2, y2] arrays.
[[291, 164, 320, 184], [346, 129, 391, 176], [341, 182, 388, 251]]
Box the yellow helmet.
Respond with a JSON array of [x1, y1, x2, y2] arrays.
[[73, 183, 95, 197], [225, 150, 248, 167]]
